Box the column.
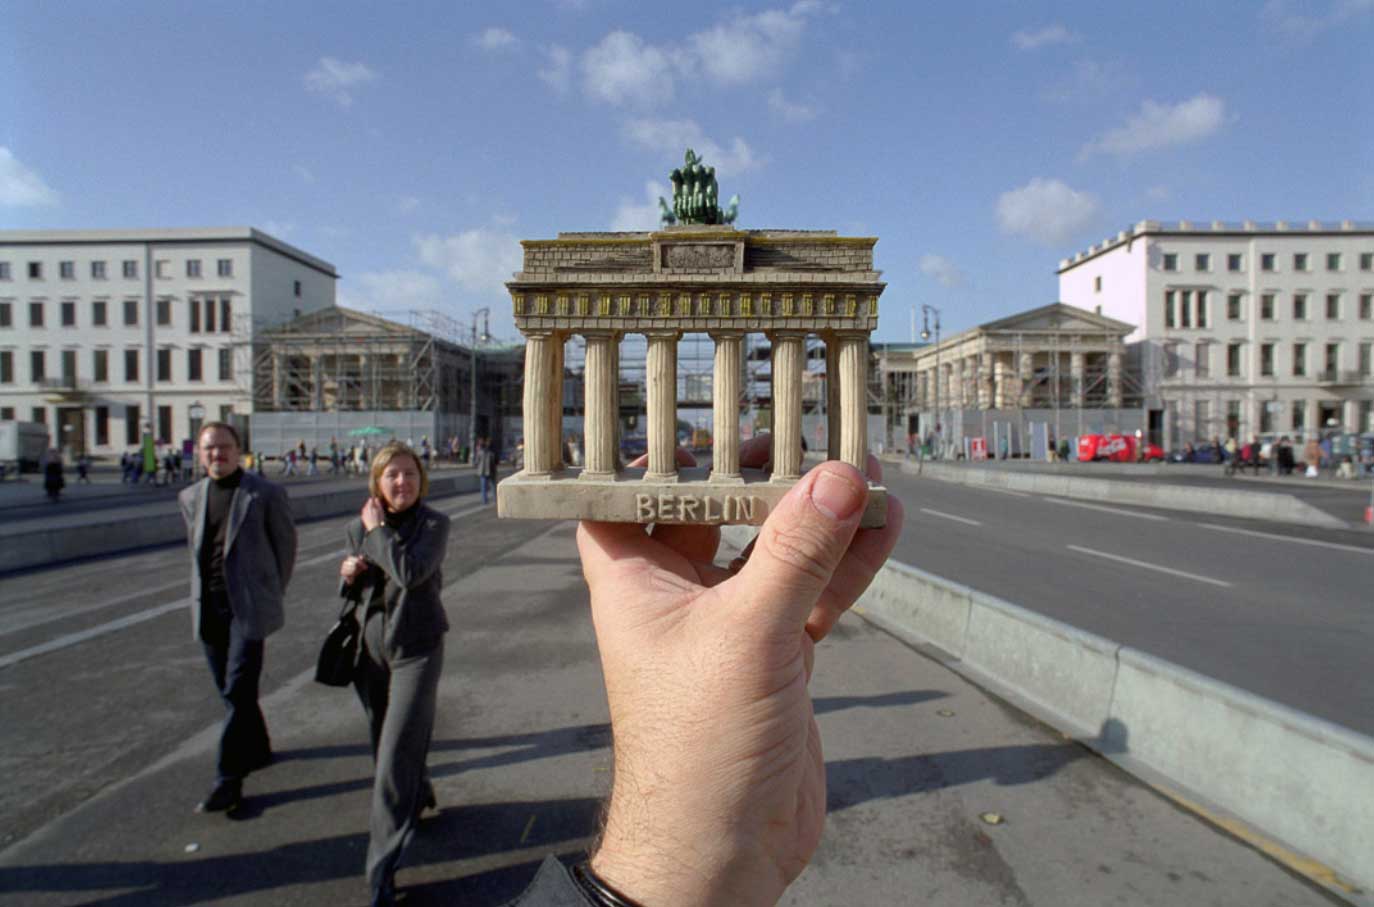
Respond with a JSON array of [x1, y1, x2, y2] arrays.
[[825, 335, 842, 461], [711, 331, 743, 481], [838, 332, 869, 471], [547, 334, 565, 470], [993, 356, 1009, 408], [979, 353, 994, 409], [1070, 351, 1086, 407], [646, 331, 678, 480], [771, 332, 805, 480], [581, 332, 616, 477], [521, 331, 555, 476], [1018, 352, 1034, 408], [611, 334, 622, 467], [955, 358, 969, 408], [1107, 352, 1123, 408]]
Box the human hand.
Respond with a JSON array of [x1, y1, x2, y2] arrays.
[[577, 449, 904, 907], [361, 497, 385, 532], [339, 555, 369, 584]]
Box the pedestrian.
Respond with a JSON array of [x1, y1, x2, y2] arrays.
[[419, 436, 431, 469], [282, 448, 298, 477], [308, 446, 319, 477], [42, 448, 64, 502], [254, 450, 265, 475], [178, 422, 297, 814], [474, 438, 495, 505], [330, 437, 341, 475], [77, 454, 92, 484], [144, 442, 159, 485], [1277, 436, 1295, 475], [1304, 435, 1321, 478], [338, 442, 449, 906]]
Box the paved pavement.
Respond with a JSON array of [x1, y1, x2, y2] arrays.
[[0, 491, 1340, 905], [884, 468, 1374, 738]]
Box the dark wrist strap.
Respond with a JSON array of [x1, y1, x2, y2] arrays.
[[573, 861, 645, 907]]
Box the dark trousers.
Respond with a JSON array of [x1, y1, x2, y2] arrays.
[[201, 601, 271, 783], [479, 474, 493, 505], [353, 613, 443, 902]]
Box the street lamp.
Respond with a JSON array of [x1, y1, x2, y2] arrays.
[[920, 304, 942, 456], [468, 307, 491, 462]]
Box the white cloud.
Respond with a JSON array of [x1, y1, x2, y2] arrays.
[[338, 270, 444, 311], [538, 45, 573, 94], [581, 31, 679, 108], [1039, 59, 1128, 104], [396, 195, 421, 214], [262, 220, 296, 238], [416, 228, 523, 295], [611, 181, 670, 231], [304, 57, 378, 108], [687, 1, 819, 86], [1011, 24, 1077, 50], [768, 88, 817, 123], [996, 178, 1100, 246], [1261, 0, 1374, 42], [0, 147, 59, 206], [918, 254, 966, 288], [292, 164, 316, 184], [621, 119, 760, 177], [475, 27, 519, 51], [1081, 94, 1226, 157], [1145, 185, 1172, 202]]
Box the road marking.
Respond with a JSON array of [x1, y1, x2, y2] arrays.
[[1066, 545, 1232, 588], [971, 486, 1031, 498], [1196, 523, 1374, 555], [520, 814, 537, 844], [0, 600, 184, 671], [919, 507, 982, 527], [435, 501, 491, 520], [0, 578, 188, 639], [299, 548, 348, 568], [1044, 498, 1169, 521]]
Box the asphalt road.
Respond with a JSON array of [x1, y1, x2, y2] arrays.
[[0, 495, 1336, 906], [883, 467, 1374, 737]]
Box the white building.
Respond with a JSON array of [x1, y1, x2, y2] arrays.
[[1058, 220, 1374, 448], [0, 228, 336, 455]]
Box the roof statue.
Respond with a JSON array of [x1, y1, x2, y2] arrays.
[[658, 148, 740, 226]]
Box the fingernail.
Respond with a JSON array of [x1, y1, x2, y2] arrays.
[[811, 469, 863, 521]]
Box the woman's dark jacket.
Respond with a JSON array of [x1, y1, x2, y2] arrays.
[[342, 502, 450, 659]]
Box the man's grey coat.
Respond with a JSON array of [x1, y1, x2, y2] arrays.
[[179, 471, 298, 641]]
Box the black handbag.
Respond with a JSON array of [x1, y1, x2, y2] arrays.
[[315, 595, 362, 687]]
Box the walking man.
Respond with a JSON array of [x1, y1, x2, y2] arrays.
[[179, 422, 297, 813], [475, 438, 495, 505]]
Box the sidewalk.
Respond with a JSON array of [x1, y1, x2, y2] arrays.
[[0, 524, 1335, 906]]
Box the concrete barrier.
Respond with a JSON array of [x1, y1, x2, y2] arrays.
[[0, 472, 483, 574], [906, 459, 1348, 529], [855, 556, 1374, 900]]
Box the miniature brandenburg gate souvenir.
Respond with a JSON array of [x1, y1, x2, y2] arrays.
[[497, 150, 887, 528]]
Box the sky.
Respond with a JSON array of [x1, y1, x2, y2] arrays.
[[3, 0, 1372, 345]]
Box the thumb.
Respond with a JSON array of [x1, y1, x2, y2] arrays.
[[730, 462, 868, 631]]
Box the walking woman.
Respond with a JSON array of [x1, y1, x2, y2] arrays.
[[338, 442, 450, 906]]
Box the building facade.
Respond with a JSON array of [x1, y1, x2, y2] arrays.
[[1059, 220, 1374, 448], [0, 228, 336, 455]]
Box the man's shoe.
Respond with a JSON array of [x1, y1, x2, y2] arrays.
[[195, 779, 242, 813]]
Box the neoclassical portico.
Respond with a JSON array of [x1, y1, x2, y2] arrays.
[[497, 226, 888, 528]]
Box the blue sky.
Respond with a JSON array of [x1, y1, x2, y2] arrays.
[[3, 0, 1371, 343]]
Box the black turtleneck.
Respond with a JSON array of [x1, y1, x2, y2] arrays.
[[200, 468, 244, 600]]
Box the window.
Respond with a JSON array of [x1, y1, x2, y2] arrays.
[[156, 298, 171, 326], [1362, 401, 1374, 433], [29, 302, 43, 327], [158, 405, 172, 444], [186, 259, 202, 278], [61, 350, 75, 381], [218, 347, 233, 381], [1180, 291, 1192, 328], [1292, 400, 1305, 431], [293, 279, 302, 297], [60, 261, 75, 279], [92, 300, 107, 326], [1362, 294, 1373, 320], [1093, 275, 1102, 292], [1227, 293, 1243, 320], [1360, 342, 1372, 377], [93, 349, 108, 382], [91, 261, 107, 280], [28, 262, 42, 279], [1293, 252, 1308, 272], [0, 407, 11, 421], [1196, 290, 1208, 328], [123, 260, 138, 279], [0, 262, 10, 280], [1227, 253, 1243, 272], [1293, 293, 1307, 320], [157, 348, 171, 382], [1195, 253, 1210, 271], [1362, 252, 1373, 271], [1260, 403, 1275, 434], [1260, 343, 1274, 377], [124, 348, 139, 382], [188, 348, 203, 382], [1226, 400, 1242, 437], [31, 406, 46, 424], [30, 350, 44, 382], [1292, 342, 1306, 376], [60, 301, 75, 327], [123, 300, 138, 326], [1261, 253, 1275, 272], [1326, 294, 1340, 319], [1226, 342, 1242, 377], [1164, 290, 1176, 327], [1195, 342, 1210, 377], [1164, 343, 1180, 377], [217, 258, 233, 277], [1261, 294, 1275, 320], [0, 351, 11, 383], [1324, 343, 1339, 377], [0, 302, 9, 327], [220, 297, 232, 332], [95, 406, 109, 447], [155, 259, 169, 279], [1162, 253, 1178, 271], [1327, 252, 1342, 271], [204, 297, 216, 333], [189, 300, 201, 333], [125, 405, 140, 445]]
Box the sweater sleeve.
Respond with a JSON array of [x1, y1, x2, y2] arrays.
[[359, 510, 450, 590]]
